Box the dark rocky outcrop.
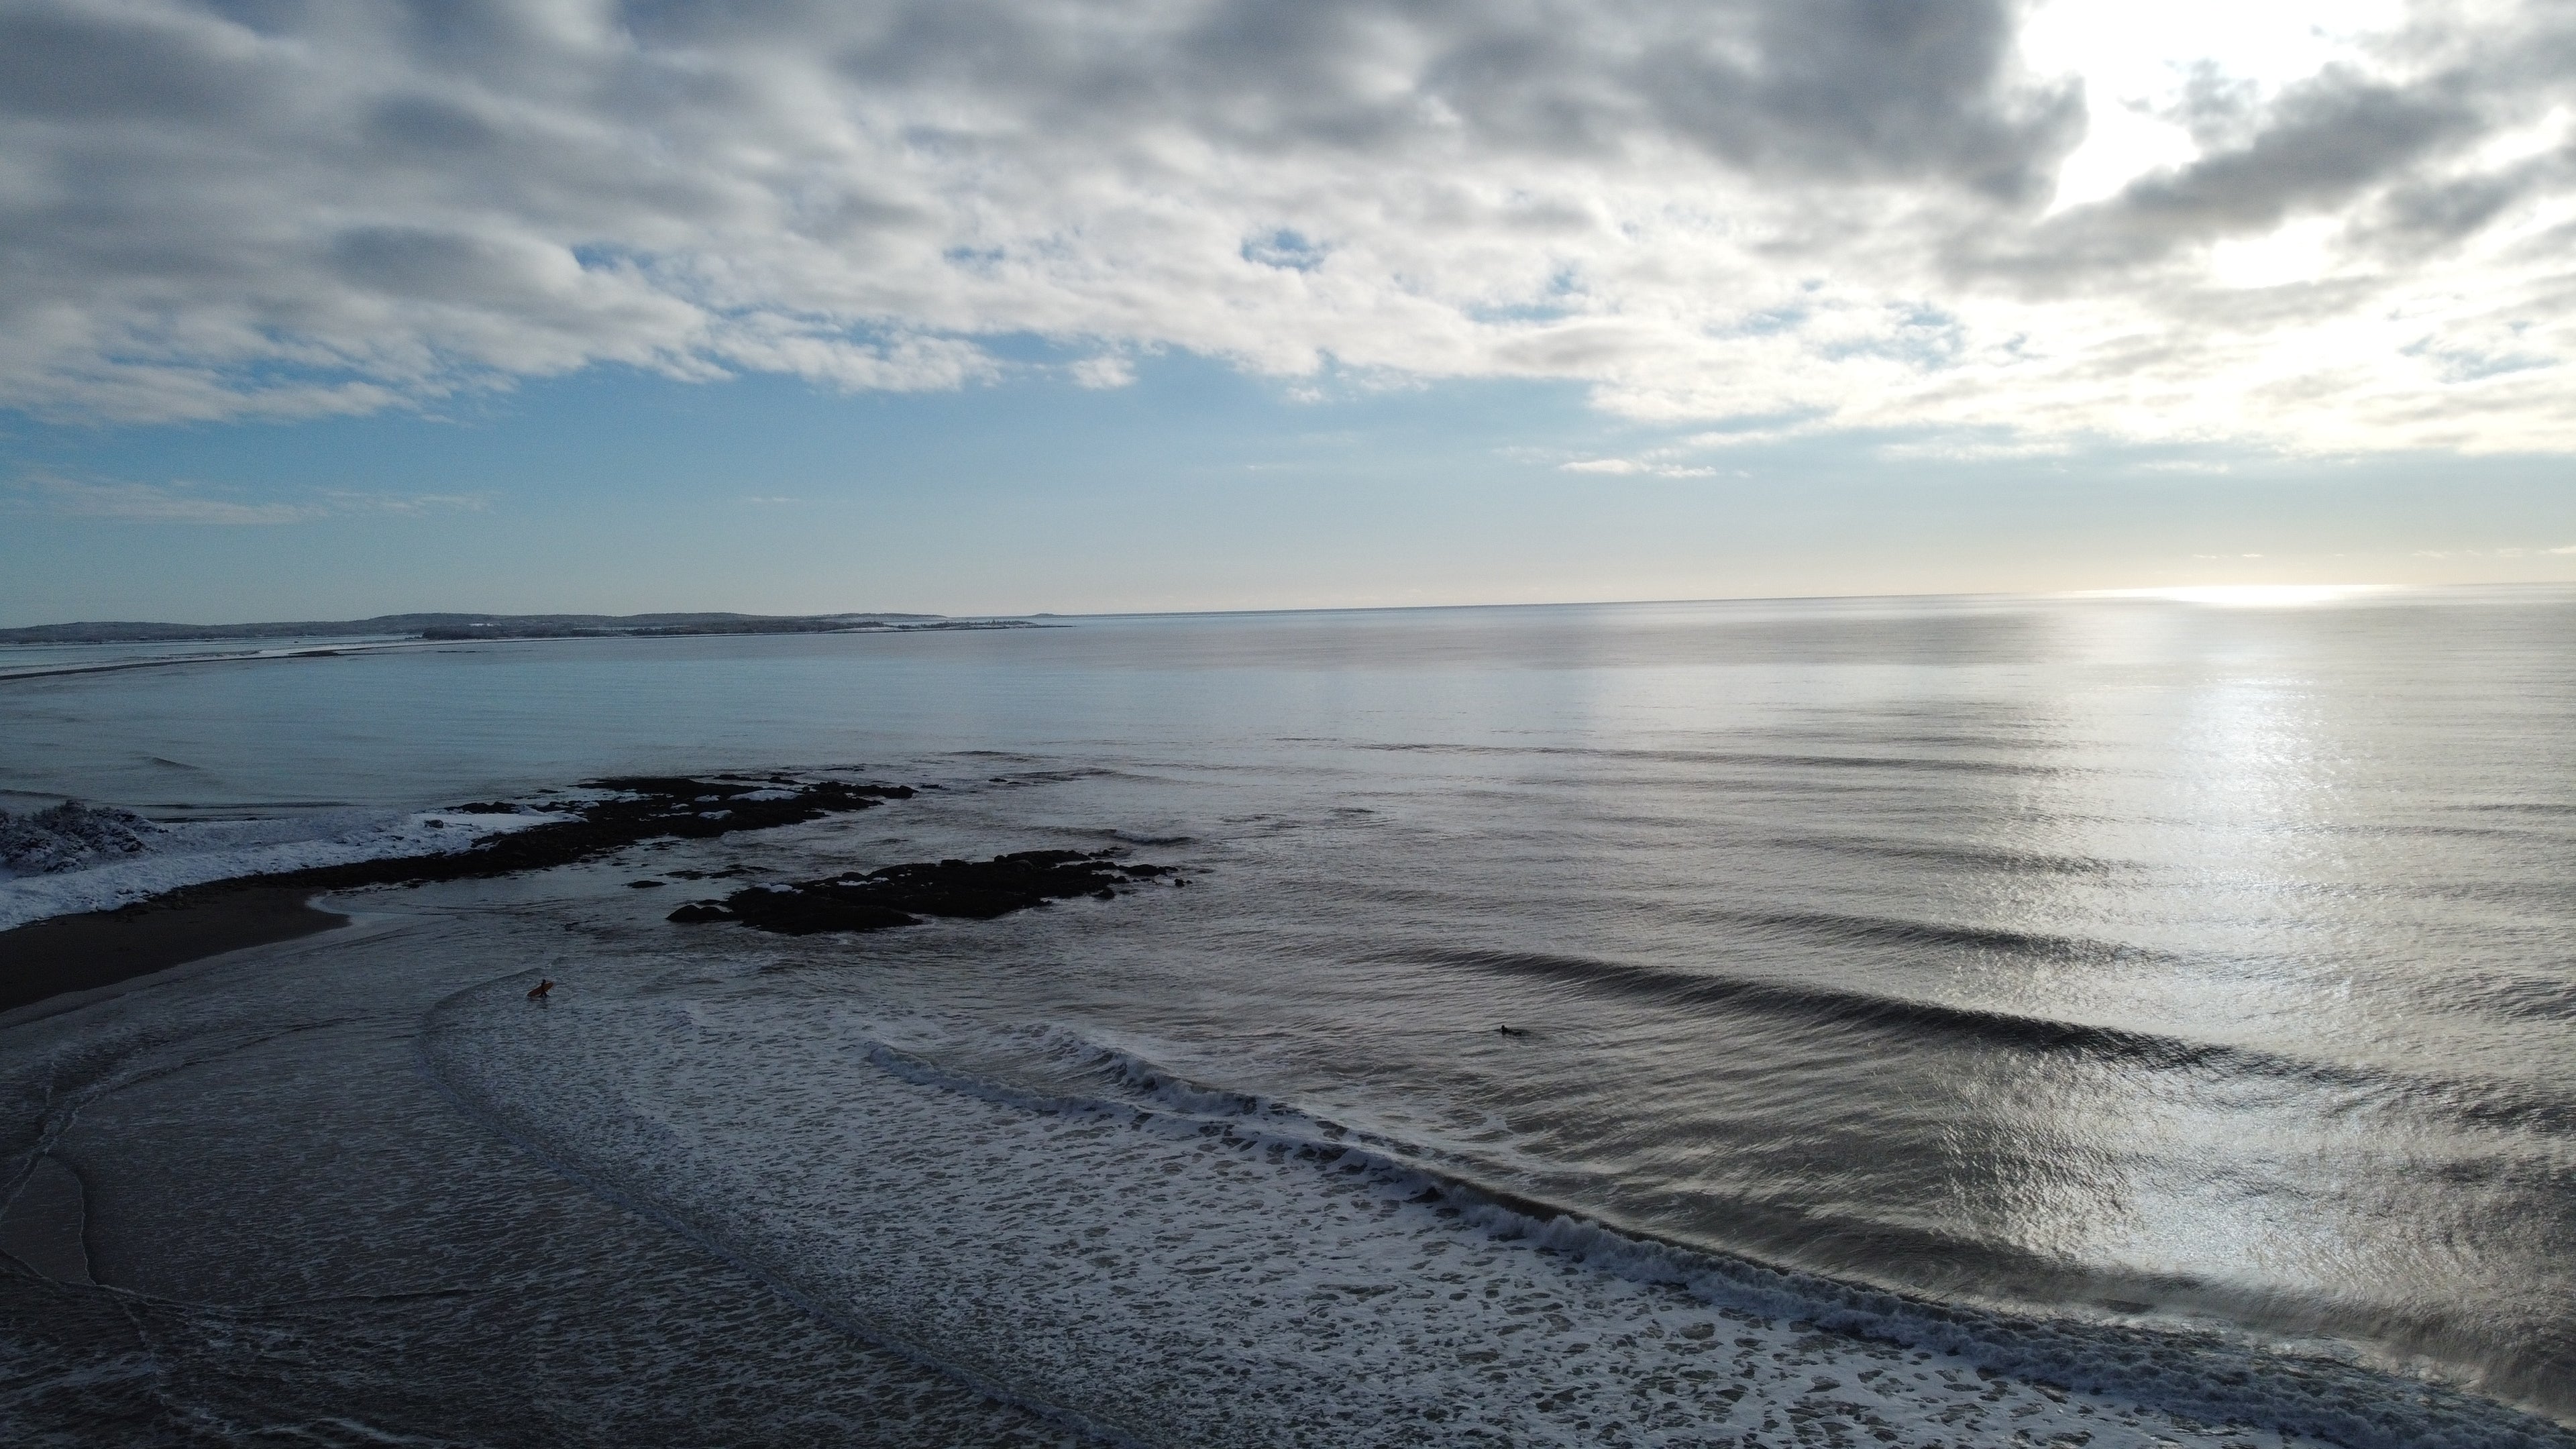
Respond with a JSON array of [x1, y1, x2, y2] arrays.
[[0, 801, 164, 874], [669, 850, 1175, 935], [0, 775, 911, 1016], [241, 776, 912, 894]]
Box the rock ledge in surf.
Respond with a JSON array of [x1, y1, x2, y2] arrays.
[[0, 775, 917, 1016], [669, 849, 1173, 934], [252, 775, 911, 894], [0, 800, 166, 875]]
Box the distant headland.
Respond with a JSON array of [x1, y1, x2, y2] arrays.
[[0, 612, 1049, 646]]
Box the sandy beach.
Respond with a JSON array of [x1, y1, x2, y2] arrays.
[[0, 886, 346, 1016]]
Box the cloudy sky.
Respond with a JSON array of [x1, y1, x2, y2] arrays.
[[3, 0, 2573, 623]]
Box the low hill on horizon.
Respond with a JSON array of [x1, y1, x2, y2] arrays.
[[0, 611, 994, 646]]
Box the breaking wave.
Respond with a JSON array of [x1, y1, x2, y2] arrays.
[[423, 987, 2575, 1449]]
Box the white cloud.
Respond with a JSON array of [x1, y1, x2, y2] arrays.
[[1070, 354, 1138, 390], [1, 1, 2572, 454], [2413, 543, 2576, 557], [9, 472, 486, 524], [11, 475, 323, 525], [1560, 457, 1717, 477], [1876, 436, 2074, 462], [320, 489, 490, 517]]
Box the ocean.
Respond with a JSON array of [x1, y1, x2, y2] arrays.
[[3, 589, 2571, 1446]]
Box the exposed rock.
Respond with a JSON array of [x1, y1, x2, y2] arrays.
[[243, 776, 910, 895], [0, 801, 165, 874], [671, 849, 1175, 935], [0, 775, 920, 1016]]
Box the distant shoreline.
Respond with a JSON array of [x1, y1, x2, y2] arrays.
[[0, 616, 1058, 683], [0, 610, 1049, 648]]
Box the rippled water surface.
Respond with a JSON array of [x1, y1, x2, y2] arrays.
[[5, 589, 2573, 1434]]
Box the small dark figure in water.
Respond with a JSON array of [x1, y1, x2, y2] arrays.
[[527, 978, 555, 1002], [1495, 1024, 1524, 1036]]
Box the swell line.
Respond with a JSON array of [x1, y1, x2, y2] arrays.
[[1397, 945, 2576, 1134], [1692, 906, 2170, 963], [1355, 741, 2067, 776]]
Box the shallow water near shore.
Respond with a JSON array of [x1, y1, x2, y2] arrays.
[[3, 589, 2573, 1442]]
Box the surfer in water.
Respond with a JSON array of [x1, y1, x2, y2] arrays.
[[527, 978, 555, 1002]]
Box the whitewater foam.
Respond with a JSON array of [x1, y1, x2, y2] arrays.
[[422, 983, 2570, 1448], [0, 807, 557, 931]]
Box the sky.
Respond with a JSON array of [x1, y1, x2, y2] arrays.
[[3, 0, 2573, 625]]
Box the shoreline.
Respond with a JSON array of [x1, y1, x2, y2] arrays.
[[0, 773, 912, 1014], [0, 885, 347, 1015]]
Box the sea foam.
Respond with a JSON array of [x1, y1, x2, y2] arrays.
[[423, 983, 2573, 1449], [0, 806, 555, 932]]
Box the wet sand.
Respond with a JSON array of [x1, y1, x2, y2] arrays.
[[0, 896, 1071, 1446], [0, 886, 347, 1014]]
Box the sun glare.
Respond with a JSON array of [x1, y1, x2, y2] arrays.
[[2088, 584, 2402, 608]]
